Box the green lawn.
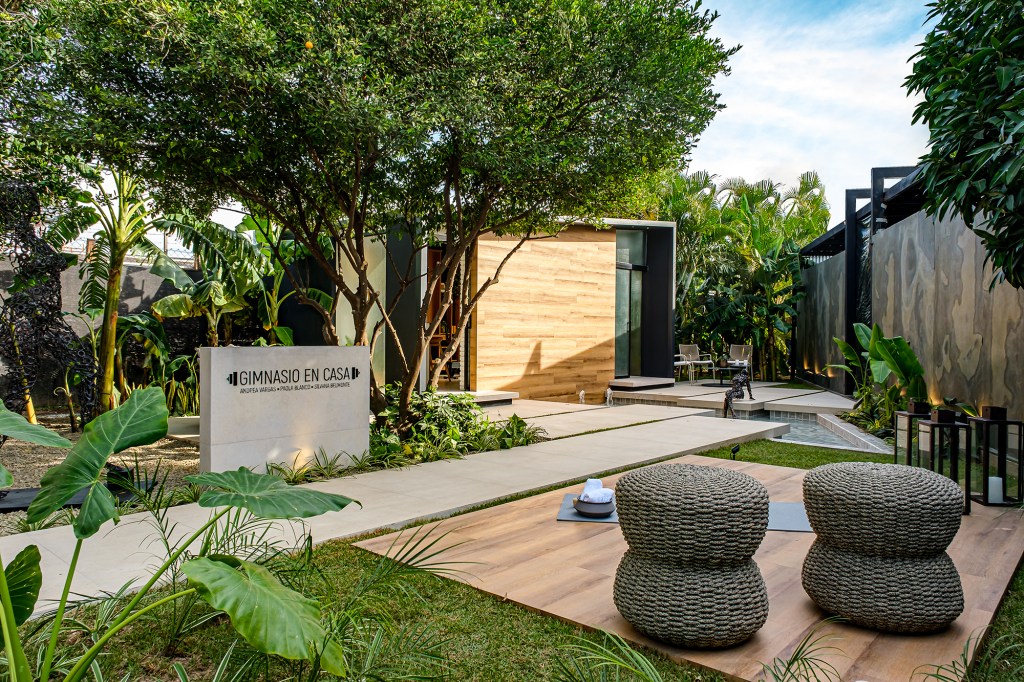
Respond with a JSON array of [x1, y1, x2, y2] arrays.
[[42, 439, 1024, 680]]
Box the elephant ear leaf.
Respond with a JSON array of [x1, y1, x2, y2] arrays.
[[0, 462, 11, 489], [4, 545, 42, 626], [27, 386, 168, 538], [186, 468, 357, 519], [0, 400, 72, 448], [183, 558, 345, 675]]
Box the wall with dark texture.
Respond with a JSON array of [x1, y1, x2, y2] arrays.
[[794, 254, 846, 393], [873, 210, 1024, 416], [0, 261, 200, 409]]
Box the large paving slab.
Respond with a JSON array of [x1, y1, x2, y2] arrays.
[[483, 399, 604, 421], [1, 416, 787, 615], [767, 391, 856, 415], [525, 404, 713, 439], [359, 455, 1024, 682]]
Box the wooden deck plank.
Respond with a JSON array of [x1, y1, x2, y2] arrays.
[[356, 455, 1024, 682]]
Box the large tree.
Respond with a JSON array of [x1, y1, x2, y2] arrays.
[[19, 0, 734, 424], [906, 0, 1024, 287]]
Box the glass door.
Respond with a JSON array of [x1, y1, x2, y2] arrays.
[[615, 268, 643, 377]]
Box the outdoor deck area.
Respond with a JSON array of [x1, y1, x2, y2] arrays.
[[356, 455, 1024, 682]]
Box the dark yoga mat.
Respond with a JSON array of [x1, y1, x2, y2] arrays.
[[555, 493, 619, 523], [554, 496, 811, 532]]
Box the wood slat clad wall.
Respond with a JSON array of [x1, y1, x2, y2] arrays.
[[470, 227, 616, 403]]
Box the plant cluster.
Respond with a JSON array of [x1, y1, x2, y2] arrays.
[[828, 323, 928, 439], [370, 386, 546, 466], [0, 387, 458, 681], [661, 171, 829, 381]]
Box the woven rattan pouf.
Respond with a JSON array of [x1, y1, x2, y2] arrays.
[[801, 462, 964, 633], [613, 464, 769, 648]]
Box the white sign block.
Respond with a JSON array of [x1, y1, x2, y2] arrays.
[[199, 346, 370, 473]]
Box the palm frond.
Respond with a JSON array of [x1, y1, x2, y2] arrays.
[[156, 213, 267, 283], [758, 618, 844, 682], [555, 632, 664, 682]]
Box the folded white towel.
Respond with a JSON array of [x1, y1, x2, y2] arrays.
[[580, 478, 614, 503]]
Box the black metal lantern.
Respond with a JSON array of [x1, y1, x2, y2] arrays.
[[966, 406, 1023, 507], [918, 409, 971, 514], [894, 400, 932, 466]]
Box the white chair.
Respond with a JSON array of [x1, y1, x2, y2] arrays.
[[674, 344, 714, 384], [726, 344, 753, 371]]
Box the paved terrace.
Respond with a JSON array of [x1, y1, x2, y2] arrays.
[[611, 380, 855, 417], [1, 412, 787, 615]]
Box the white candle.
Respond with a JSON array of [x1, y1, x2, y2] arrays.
[[988, 476, 1005, 504]]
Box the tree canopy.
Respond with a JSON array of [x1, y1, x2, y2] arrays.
[[16, 0, 736, 422], [906, 0, 1024, 287]]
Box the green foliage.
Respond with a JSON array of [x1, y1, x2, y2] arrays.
[[4, 546, 42, 628], [831, 323, 928, 440], [187, 467, 357, 519], [757, 619, 842, 682], [181, 558, 346, 675], [663, 172, 829, 379], [914, 630, 1024, 681], [372, 385, 546, 466], [555, 619, 842, 682], [150, 252, 258, 347], [0, 401, 73, 448], [27, 387, 168, 539], [0, 391, 369, 682], [499, 415, 546, 450], [906, 1, 1024, 288]]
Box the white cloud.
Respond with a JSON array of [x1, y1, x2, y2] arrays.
[[688, 0, 932, 225]]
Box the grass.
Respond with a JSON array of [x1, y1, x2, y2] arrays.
[[700, 439, 890, 469]]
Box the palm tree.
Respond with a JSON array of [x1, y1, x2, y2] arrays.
[[662, 171, 829, 379], [50, 166, 263, 413]]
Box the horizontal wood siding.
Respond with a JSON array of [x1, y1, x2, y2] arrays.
[[470, 228, 616, 402]]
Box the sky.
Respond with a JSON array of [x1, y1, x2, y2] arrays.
[[688, 0, 933, 226]]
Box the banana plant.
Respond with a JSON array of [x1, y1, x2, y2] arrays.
[[0, 386, 357, 681], [149, 252, 259, 347], [239, 215, 296, 346]]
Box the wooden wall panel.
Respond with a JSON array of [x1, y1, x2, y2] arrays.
[[470, 228, 616, 403]]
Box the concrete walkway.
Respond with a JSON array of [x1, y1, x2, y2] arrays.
[[0, 414, 787, 614]]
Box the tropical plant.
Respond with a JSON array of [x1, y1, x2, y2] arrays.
[[905, 0, 1024, 288], [149, 251, 261, 347], [662, 171, 829, 379], [830, 323, 928, 439], [499, 414, 547, 449], [0, 386, 359, 681], [43, 168, 263, 413], [237, 215, 303, 347]]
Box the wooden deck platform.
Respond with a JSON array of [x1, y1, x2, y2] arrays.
[[355, 455, 1024, 682]]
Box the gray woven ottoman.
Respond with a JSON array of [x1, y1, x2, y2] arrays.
[[613, 464, 769, 648], [801, 462, 964, 633]]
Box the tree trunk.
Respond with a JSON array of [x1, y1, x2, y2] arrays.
[[9, 328, 37, 424], [205, 312, 220, 347], [396, 373, 418, 438], [96, 259, 125, 414]]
